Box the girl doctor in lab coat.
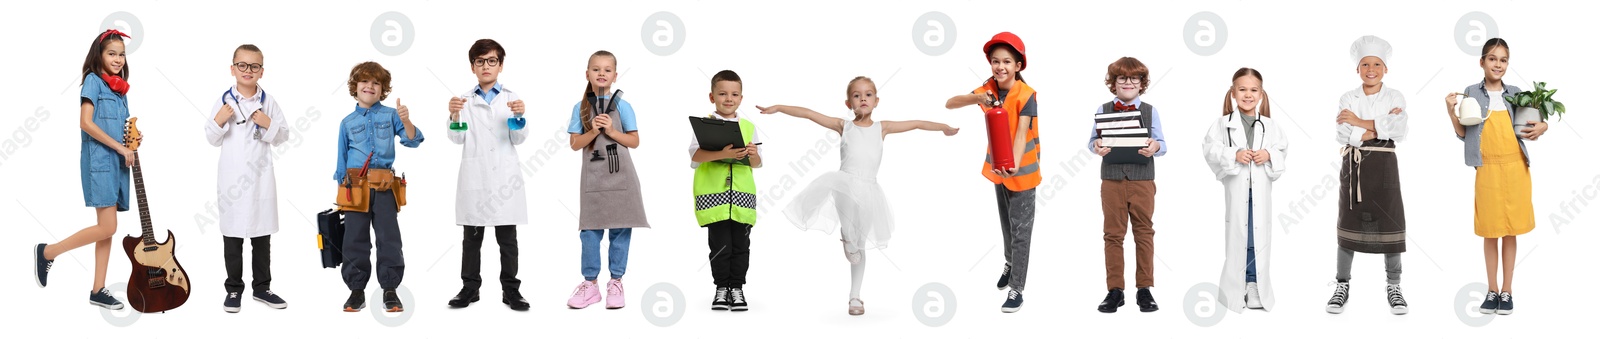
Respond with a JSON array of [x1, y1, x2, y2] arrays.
[[1202, 67, 1287, 312]]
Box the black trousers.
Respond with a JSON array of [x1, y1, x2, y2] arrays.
[[223, 235, 272, 293], [461, 225, 520, 291], [342, 190, 404, 290], [706, 220, 752, 288]]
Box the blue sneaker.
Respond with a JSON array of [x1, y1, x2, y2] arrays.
[[1496, 292, 1513, 315], [1001, 289, 1023, 313], [254, 290, 288, 309], [1478, 291, 1498, 314], [224, 292, 242, 313], [34, 243, 52, 288], [90, 288, 124, 310], [996, 264, 1011, 290]]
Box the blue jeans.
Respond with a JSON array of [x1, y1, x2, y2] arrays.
[[581, 228, 631, 281], [1246, 188, 1258, 283]]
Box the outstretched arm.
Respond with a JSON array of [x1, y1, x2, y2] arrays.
[[757, 105, 844, 133], [882, 120, 958, 136]]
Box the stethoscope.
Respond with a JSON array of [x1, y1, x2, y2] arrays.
[[1226, 106, 1268, 149], [222, 88, 266, 140]]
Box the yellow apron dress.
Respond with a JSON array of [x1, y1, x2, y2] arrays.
[[1473, 109, 1535, 238]]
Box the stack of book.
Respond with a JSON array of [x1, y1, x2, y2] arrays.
[[1095, 110, 1150, 164]]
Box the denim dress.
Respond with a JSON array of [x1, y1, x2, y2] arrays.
[[79, 74, 131, 211]]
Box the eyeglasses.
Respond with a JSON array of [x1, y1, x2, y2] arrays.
[[473, 57, 501, 67], [233, 62, 264, 73], [1115, 76, 1144, 84]]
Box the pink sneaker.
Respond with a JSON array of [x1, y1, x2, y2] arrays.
[[605, 279, 626, 309], [567, 281, 600, 309]]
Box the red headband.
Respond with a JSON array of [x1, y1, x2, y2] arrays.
[[98, 29, 131, 42]]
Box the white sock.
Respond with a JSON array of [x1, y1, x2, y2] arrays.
[[849, 257, 866, 300]]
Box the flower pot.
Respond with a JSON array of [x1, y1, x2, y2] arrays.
[[1512, 107, 1542, 138], [1455, 94, 1483, 126]]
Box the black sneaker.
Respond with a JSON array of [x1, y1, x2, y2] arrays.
[[253, 290, 287, 309], [729, 287, 749, 312], [383, 289, 403, 312], [1136, 288, 1159, 312], [996, 264, 1011, 290], [343, 290, 365, 312], [1326, 281, 1349, 314], [1386, 284, 1408, 315], [503, 289, 530, 311], [224, 292, 242, 313], [89, 288, 124, 310], [34, 243, 52, 288], [1495, 292, 1513, 315], [1001, 289, 1023, 313], [1478, 291, 1499, 314], [448, 288, 479, 308], [1097, 288, 1125, 313], [711, 287, 730, 311]]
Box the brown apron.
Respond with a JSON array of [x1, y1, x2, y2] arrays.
[[335, 168, 407, 213], [579, 91, 649, 230], [1337, 139, 1405, 253]]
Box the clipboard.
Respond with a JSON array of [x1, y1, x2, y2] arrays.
[[689, 116, 753, 166]]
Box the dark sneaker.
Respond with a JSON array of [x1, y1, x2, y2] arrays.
[[224, 292, 242, 313], [1136, 288, 1159, 312], [996, 264, 1011, 290], [89, 288, 124, 310], [503, 289, 530, 311], [448, 288, 479, 308], [711, 287, 730, 311], [34, 243, 52, 288], [383, 289, 403, 312], [1326, 281, 1349, 314], [1478, 291, 1499, 314], [1098, 288, 1125, 313], [1495, 292, 1513, 315], [1001, 289, 1023, 313], [1386, 284, 1408, 315], [253, 290, 287, 309], [729, 287, 749, 312], [343, 290, 365, 312]]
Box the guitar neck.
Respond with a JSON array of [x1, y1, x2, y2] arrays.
[[131, 151, 155, 245]]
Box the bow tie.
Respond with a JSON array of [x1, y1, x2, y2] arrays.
[[1113, 101, 1139, 112]]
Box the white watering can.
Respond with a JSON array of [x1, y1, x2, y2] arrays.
[[1454, 93, 1483, 126]]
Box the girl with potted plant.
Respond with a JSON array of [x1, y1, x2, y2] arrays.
[[1442, 37, 1557, 316]]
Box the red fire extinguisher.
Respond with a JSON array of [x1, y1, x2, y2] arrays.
[[983, 92, 1015, 172]]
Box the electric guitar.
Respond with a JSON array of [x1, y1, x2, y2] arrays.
[[119, 117, 191, 313]]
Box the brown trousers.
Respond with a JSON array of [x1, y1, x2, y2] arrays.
[[1102, 179, 1156, 290]]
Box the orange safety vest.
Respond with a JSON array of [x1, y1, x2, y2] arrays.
[[974, 80, 1041, 191]]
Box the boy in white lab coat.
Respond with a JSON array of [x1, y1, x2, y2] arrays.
[[444, 39, 530, 311], [204, 44, 290, 313]]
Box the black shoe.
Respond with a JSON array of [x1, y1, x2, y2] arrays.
[[1478, 290, 1499, 314], [1136, 288, 1159, 312], [223, 292, 242, 313], [89, 287, 124, 310], [1495, 292, 1513, 315], [253, 290, 288, 309], [1386, 284, 1408, 315], [503, 289, 530, 311], [383, 289, 403, 312], [996, 264, 1011, 290], [1097, 288, 1125, 313], [343, 290, 365, 312], [729, 287, 749, 312], [34, 243, 52, 288], [711, 287, 730, 311], [448, 288, 479, 308], [1326, 281, 1350, 314], [1000, 289, 1023, 313]]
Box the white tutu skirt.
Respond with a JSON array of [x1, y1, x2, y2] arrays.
[[783, 171, 895, 251]]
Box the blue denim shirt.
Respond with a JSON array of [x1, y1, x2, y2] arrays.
[[334, 102, 424, 182], [1459, 81, 1529, 167]]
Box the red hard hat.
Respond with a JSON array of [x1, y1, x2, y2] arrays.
[[983, 32, 1027, 71]]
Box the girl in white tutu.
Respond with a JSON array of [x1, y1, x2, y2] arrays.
[[757, 76, 958, 316]]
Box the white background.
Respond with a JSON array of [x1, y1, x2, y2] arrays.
[[1, 0, 1594, 337]]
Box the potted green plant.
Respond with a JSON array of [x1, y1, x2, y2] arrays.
[[1504, 81, 1566, 138]]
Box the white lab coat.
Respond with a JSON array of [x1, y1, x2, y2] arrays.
[[448, 86, 529, 226], [204, 85, 289, 238], [1202, 111, 1288, 312]]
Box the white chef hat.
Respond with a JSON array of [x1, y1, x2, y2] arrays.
[[1349, 35, 1392, 65]]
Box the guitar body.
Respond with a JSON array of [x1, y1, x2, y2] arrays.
[[122, 230, 190, 313], [116, 117, 191, 313]]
